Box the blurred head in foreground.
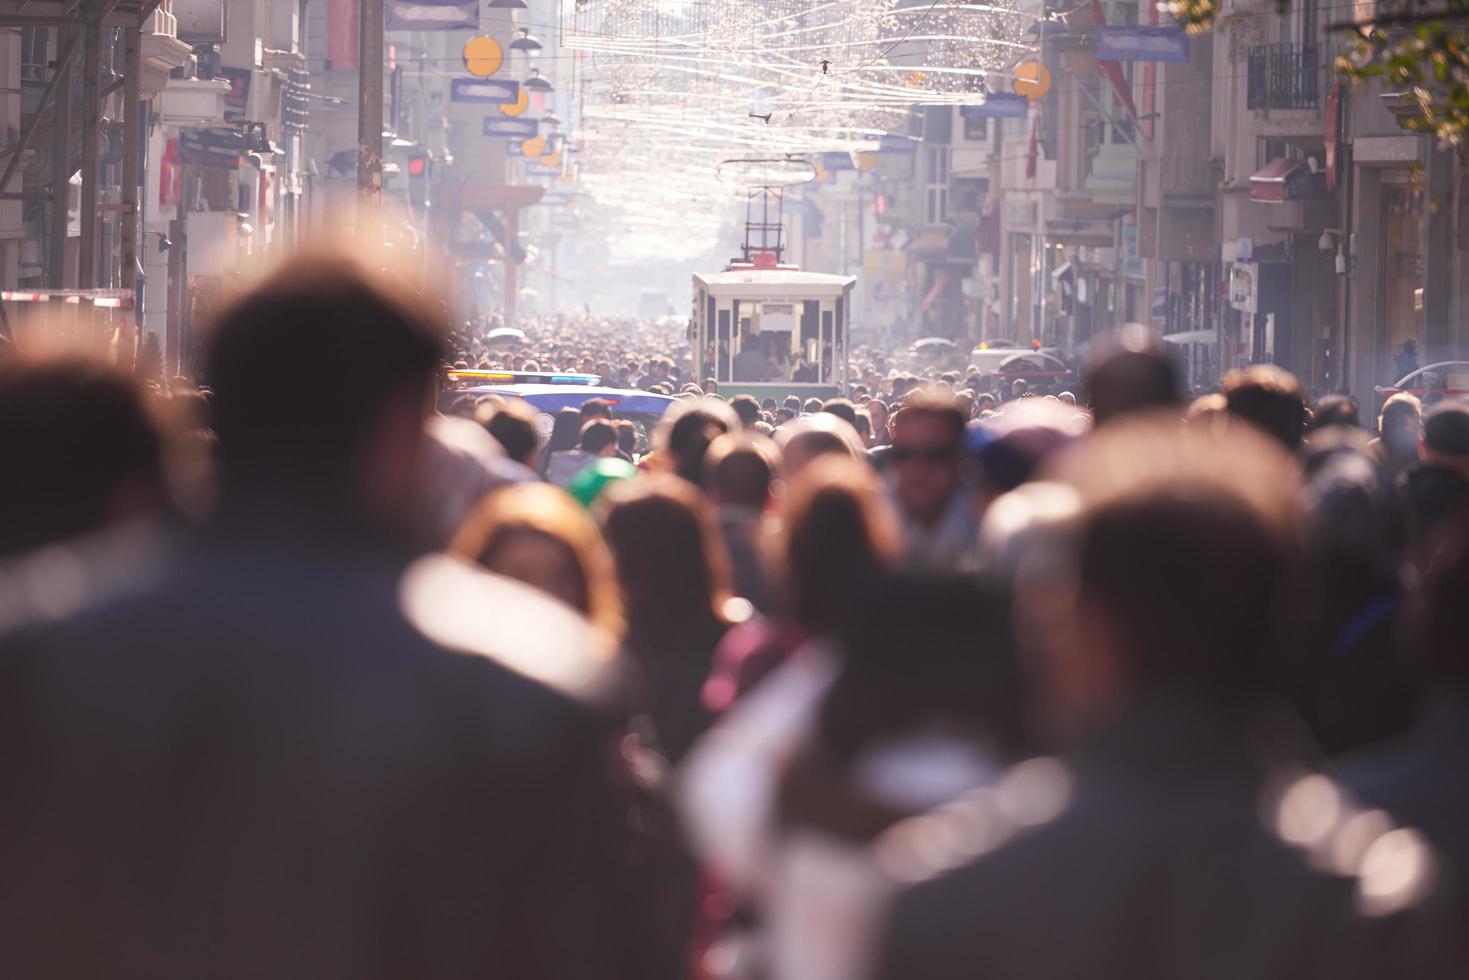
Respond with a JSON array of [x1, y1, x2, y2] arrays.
[[0, 355, 163, 557], [205, 254, 443, 529], [1222, 364, 1308, 451], [1030, 415, 1301, 739], [1083, 328, 1183, 426]]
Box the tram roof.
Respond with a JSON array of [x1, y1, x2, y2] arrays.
[[694, 269, 857, 298]]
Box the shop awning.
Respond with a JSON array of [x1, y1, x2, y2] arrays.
[[920, 272, 949, 312], [1161, 329, 1217, 345], [1249, 157, 1328, 203]]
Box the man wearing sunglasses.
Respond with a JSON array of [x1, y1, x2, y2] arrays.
[[888, 392, 978, 571]]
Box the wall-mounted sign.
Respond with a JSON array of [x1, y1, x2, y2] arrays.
[[961, 93, 1028, 118], [484, 117, 539, 139], [877, 134, 918, 154], [219, 67, 252, 116], [178, 126, 246, 168], [387, 0, 478, 30], [452, 78, 519, 104], [174, 0, 227, 44], [1229, 262, 1258, 314], [1013, 60, 1052, 100], [1094, 26, 1189, 62], [463, 36, 503, 77]]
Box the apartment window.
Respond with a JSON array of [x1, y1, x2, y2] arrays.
[[20, 28, 50, 84], [1283, 0, 1318, 45], [926, 145, 949, 184], [963, 115, 988, 141], [925, 145, 949, 224]]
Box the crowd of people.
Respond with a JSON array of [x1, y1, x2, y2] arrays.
[[1, 254, 1468, 979]]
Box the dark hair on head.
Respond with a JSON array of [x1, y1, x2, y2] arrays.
[[1080, 491, 1296, 700], [802, 397, 823, 415], [579, 398, 613, 421], [783, 395, 802, 412], [1309, 393, 1359, 431], [1049, 418, 1302, 705], [484, 401, 539, 467], [0, 356, 163, 556], [820, 398, 858, 428], [1222, 364, 1308, 450], [1379, 392, 1422, 435], [580, 419, 618, 454], [892, 389, 966, 444], [169, 388, 213, 431], [705, 434, 775, 510], [1413, 517, 1469, 681], [831, 574, 1021, 752], [781, 457, 901, 632], [761, 397, 779, 411], [1423, 400, 1469, 457], [206, 254, 442, 490], [601, 475, 730, 643], [1084, 346, 1182, 425], [663, 405, 733, 485], [546, 407, 582, 454], [615, 418, 637, 455], [774, 572, 1024, 840], [730, 394, 762, 427]]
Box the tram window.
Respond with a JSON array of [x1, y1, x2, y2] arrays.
[[835, 297, 846, 386], [717, 309, 732, 382], [763, 331, 792, 378], [801, 301, 819, 344], [821, 310, 834, 384]]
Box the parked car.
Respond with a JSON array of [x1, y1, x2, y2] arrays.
[[1375, 361, 1469, 401]]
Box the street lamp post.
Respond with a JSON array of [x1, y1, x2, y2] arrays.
[[358, 0, 384, 213]]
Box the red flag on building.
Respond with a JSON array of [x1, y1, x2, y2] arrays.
[[329, 0, 359, 70]]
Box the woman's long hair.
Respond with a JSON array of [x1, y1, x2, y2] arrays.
[[778, 456, 902, 634], [546, 407, 582, 455], [449, 483, 623, 637], [600, 475, 732, 650]]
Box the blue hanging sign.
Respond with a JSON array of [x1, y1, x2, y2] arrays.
[[877, 134, 918, 154], [386, 0, 478, 30], [484, 117, 539, 139], [1094, 26, 1190, 62], [452, 78, 520, 104], [821, 151, 855, 171], [960, 93, 1029, 118]]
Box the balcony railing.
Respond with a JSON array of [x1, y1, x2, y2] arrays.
[[1247, 43, 1320, 110]]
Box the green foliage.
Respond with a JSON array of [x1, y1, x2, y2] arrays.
[[1165, 0, 1222, 34], [1335, 2, 1469, 145]]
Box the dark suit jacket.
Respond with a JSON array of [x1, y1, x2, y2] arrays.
[[0, 516, 652, 980], [875, 695, 1457, 980], [1342, 689, 1469, 922]]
